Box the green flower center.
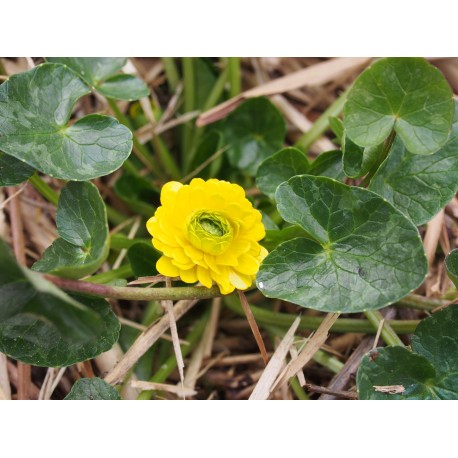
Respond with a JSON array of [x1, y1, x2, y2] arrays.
[[187, 211, 233, 255]]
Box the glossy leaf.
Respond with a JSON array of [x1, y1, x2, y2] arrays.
[[357, 305, 458, 399], [256, 147, 309, 200], [344, 57, 454, 155], [97, 75, 150, 101], [127, 243, 161, 278], [445, 249, 458, 288], [114, 173, 157, 218], [0, 239, 119, 367], [307, 150, 344, 181], [257, 176, 427, 313], [65, 378, 120, 400], [369, 105, 458, 225], [342, 135, 383, 179], [328, 116, 344, 145], [46, 57, 149, 101], [0, 64, 132, 180], [32, 182, 109, 279], [262, 225, 313, 252], [221, 97, 286, 175], [0, 152, 34, 186]]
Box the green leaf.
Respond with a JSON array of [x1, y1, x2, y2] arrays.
[[46, 57, 127, 84], [262, 225, 313, 252], [445, 249, 458, 288], [357, 305, 458, 399], [0, 64, 132, 181], [0, 152, 34, 186], [256, 147, 309, 200], [342, 135, 383, 179], [114, 173, 157, 218], [32, 182, 109, 279], [307, 150, 344, 181], [188, 131, 224, 180], [97, 74, 150, 101], [127, 243, 161, 278], [369, 104, 458, 225], [221, 97, 286, 175], [328, 116, 344, 145], [65, 378, 120, 400], [0, 238, 120, 367], [344, 57, 454, 155], [257, 175, 427, 313], [46, 57, 149, 101]]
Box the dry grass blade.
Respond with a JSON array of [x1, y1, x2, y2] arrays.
[[424, 209, 444, 267], [197, 57, 371, 126], [238, 290, 269, 365], [104, 299, 199, 385], [249, 315, 301, 400], [163, 277, 185, 389], [272, 313, 340, 392], [131, 381, 197, 397], [0, 353, 11, 400]]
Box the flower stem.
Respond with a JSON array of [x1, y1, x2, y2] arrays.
[[161, 58, 180, 92], [363, 309, 404, 346], [44, 274, 223, 302], [29, 172, 59, 206], [228, 57, 241, 98], [85, 264, 133, 284], [223, 296, 419, 334], [294, 87, 349, 152], [107, 98, 161, 176]]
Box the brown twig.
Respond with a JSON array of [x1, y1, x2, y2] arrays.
[[237, 290, 269, 365], [304, 382, 358, 400]]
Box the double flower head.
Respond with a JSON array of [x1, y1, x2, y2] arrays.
[[147, 178, 267, 294]]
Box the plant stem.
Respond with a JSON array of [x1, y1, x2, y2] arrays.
[[182, 57, 195, 170], [29, 172, 127, 225], [44, 274, 224, 302], [85, 264, 133, 284], [290, 377, 309, 400], [397, 294, 445, 311], [228, 57, 241, 98], [187, 64, 229, 166], [294, 87, 349, 152], [110, 234, 151, 251], [107, 98, 161, 176], [161, 58, 180, 92], [137, 310, 209, 400], [313, 349, 344, 374], [29, 173, 59, 206], [364, 309, 404, 346], [223, 296, 419, 334]]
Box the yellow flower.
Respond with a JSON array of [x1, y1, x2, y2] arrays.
[[146, 178, 268, 294]]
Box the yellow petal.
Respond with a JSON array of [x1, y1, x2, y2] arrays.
[[234, 253, 260, 276], [180, 267, 198, 284], [161, 181, 183, 206], [197, 266, 213, 288], [157, 256, 179, 277], [228, 270, 252, 290]]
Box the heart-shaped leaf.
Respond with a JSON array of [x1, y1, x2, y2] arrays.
[[114, 172, 157, 218], [0, 63, 132, 181], [221, 97, 286, 175], [65, 378, 120, 400], [257, 175, 427, 313], [46, 57, 149, 101], [32, 182, 109, 279], [0, 238, 120, 367], [445, 249, 458, 288], [342, 135, 383, 179], [344, 57, 454, 155], [357, 305, 458, 399], [127, 242, 161, 278], [369, 103, 458, 225], [0, 152, 34, 186], [307, 150, 344, 181], [256, 147, 309, 199]]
